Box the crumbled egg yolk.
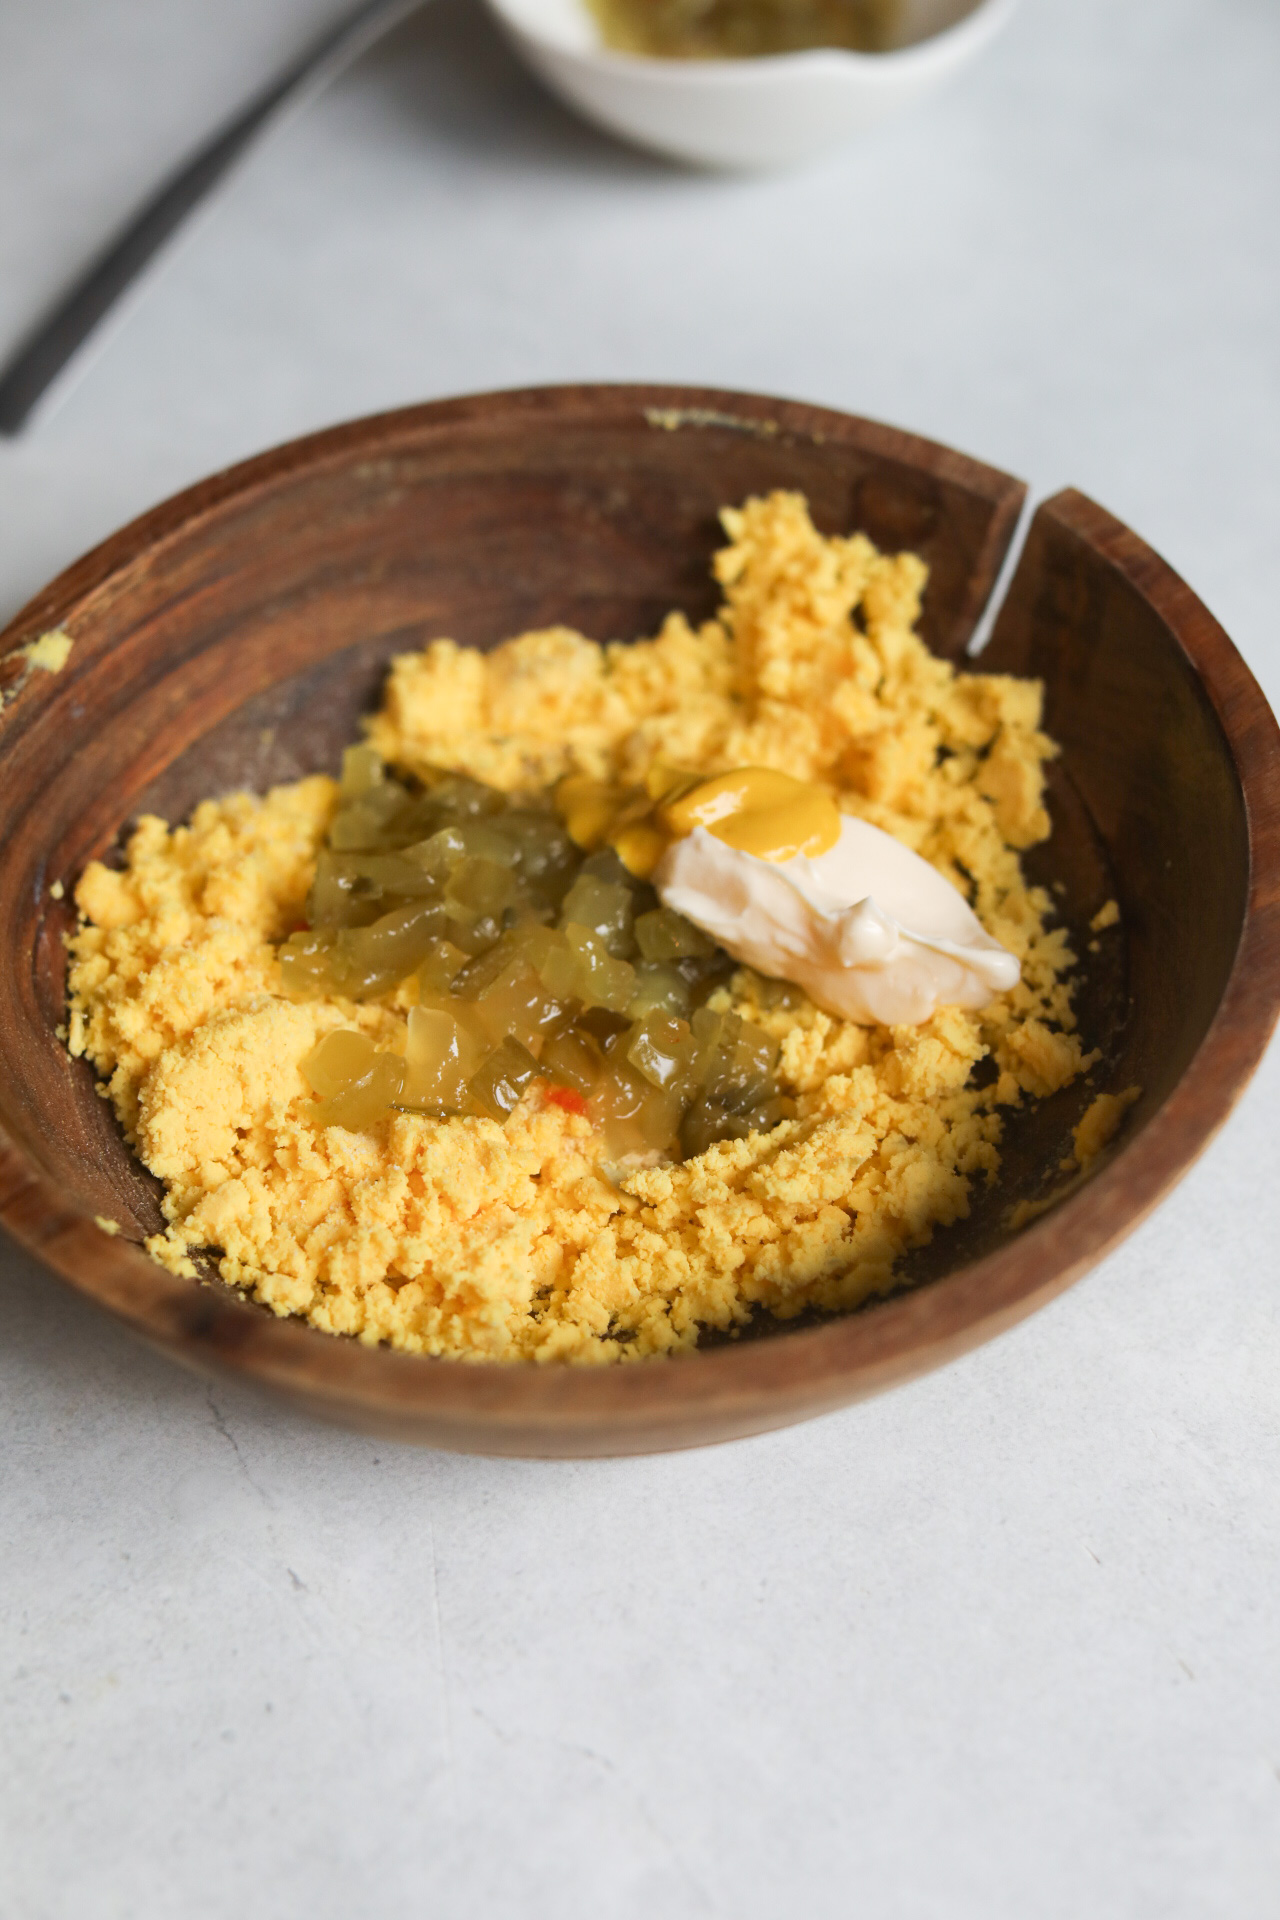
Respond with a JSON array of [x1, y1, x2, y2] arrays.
[[66, 492, 1119, 1364]]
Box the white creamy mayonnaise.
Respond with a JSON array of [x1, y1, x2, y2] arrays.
[[654, 816, 1021, 1026]]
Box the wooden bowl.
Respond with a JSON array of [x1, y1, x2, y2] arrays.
[[1, 386, 1277, 1455]]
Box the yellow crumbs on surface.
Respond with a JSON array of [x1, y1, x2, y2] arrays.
[[24, 628, 74, 673], [68, 493, 1104, 1365], [1, 627, 76, 716]]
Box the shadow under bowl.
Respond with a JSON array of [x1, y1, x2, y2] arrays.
[[1, 384, 1276, 1454]]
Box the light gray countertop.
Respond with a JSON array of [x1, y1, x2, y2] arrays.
[[3, 2, 1278, 1914]]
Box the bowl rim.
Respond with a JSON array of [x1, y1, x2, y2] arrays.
[[1, 383, 1277, 1454]]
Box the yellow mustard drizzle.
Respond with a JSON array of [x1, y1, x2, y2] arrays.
[[661, 767, 841, 862], [555, 774, 620, 852], [555, 765, 841, 877]]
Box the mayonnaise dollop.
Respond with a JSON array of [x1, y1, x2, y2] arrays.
[[654, 817, 1021, 1026]]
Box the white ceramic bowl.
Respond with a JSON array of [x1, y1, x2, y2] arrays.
[[483, 0, 1019, 170]]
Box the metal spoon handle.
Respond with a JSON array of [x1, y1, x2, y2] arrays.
[[0, 0, 422, 436]]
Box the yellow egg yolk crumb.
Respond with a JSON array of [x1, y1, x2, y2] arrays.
[[67, 492, 1111, 1364], [1072, 1086, 1142, 1169]]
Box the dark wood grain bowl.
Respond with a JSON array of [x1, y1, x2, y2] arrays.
[[2, 386, 1277, 1456]]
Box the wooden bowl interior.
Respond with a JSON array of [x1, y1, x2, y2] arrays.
[[984, 495, 1251, 1120]]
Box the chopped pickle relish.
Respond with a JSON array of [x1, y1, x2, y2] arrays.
[[586, 0, 902, 60], [282, 745, 791, 1159]]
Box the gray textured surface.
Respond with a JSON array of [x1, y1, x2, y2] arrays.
[[2, 2, 1278, 1915]]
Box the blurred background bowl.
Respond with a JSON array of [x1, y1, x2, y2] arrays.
[[482, 0, 1020, 169]]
